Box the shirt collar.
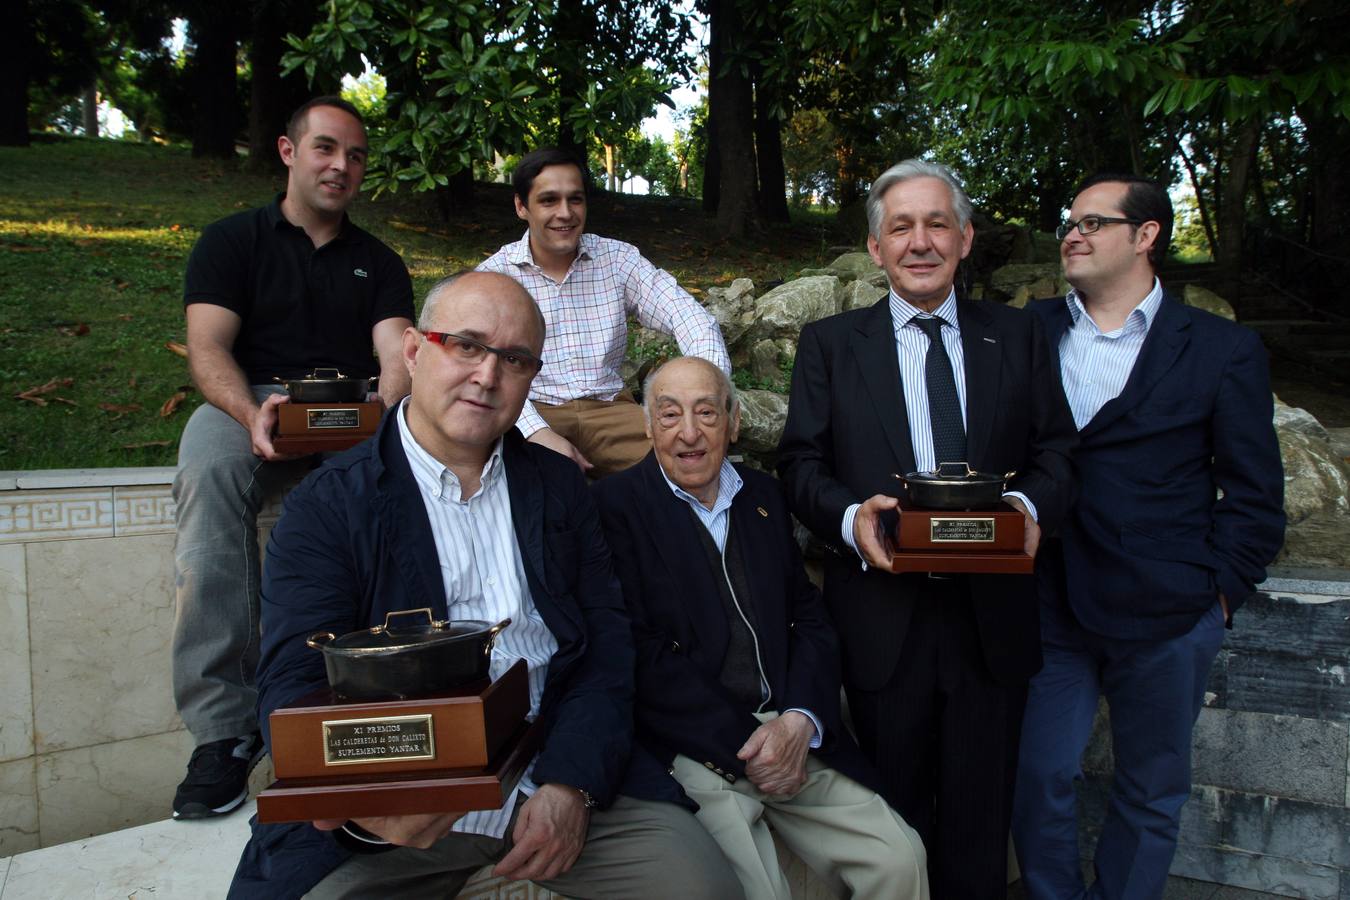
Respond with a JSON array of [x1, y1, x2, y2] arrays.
[[396, 399, 504, 501], [657, 456, 743, 517], [505, 229, 594, 269], [889, 288, 960, 333], [266, 192, 355, 244], [1065, 276, 1163, 337]]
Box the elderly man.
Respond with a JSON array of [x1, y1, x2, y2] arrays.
[[228, 273, 742, 900], [777, 159, 1078, 897], [478, 147, 730, 476], [593, 356, 928, 900], [1014, 174, 1285, 899], [172, 96, 414, 820]]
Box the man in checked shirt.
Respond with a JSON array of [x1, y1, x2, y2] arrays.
[[478, 147, 731, 477]]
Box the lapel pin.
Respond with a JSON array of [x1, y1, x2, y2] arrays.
[[757, 506, 769, 517], [983, 337, 997, 344]]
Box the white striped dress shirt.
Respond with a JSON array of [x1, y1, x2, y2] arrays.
[[478, 231, 731, 437], [840, 288, 1035, 561], [397, 402, 558, 839], [1057, 279, 1164, 429]]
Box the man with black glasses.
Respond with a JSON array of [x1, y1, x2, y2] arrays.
[[1013, 174, 1285, 899], [230, 272, 741, 899]]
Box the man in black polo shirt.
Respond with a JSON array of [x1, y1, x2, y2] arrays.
[[170, 96, 415, 820]]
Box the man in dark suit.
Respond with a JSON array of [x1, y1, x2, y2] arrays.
[[594, 357, 929, 900], [777, 159, 1078, 897], [1013, 174, 1285, 899], [228, 273, 741, 899]]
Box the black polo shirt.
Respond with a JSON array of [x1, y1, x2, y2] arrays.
[[183, 195, 415, 383]]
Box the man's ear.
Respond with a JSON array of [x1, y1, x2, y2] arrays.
[[1134, 220, 1161, 258], [727, 403, 741, 445], [401, 327, 421, 379], [866, 233, 883, 268], [513, 196, 530, 222], [959, 220, 975, 260], [277, 135, 296, 168]]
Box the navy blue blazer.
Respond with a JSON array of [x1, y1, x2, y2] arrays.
[[778, 297, 1079, 689], [229, 411, 661, 898], [593, 453, 880, 800], [1028, 294, 1285, 640]]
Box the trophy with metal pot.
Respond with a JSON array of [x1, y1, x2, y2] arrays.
[[887, 462, 1033, 575], [271, 368, 383, 455], [256, 609, 540, 824]]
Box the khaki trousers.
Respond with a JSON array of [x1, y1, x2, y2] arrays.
[[534, 391, 650, 478], [671, 714, 930, 900], [304, 794, 743, 899]]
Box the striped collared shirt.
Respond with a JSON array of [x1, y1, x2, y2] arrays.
[[397, 402, 557, 839], [657, 456, 743, 551], [1058, 278, 1163, 429], [478, 231, 731, 437], [888, 289, 968, 472]]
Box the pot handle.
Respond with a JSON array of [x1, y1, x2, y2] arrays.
[[376, 607, 444, 635], [306, 632, 336, 650], [483, 618, 512, 657], [308, 367, 345, 380], [936, 461, 975, 478], [891, 473, 908, 488]]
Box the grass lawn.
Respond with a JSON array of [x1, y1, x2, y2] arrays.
[[0, 136, 838, 470]]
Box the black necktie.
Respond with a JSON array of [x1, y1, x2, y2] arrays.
[[912, 316, 966, 467]]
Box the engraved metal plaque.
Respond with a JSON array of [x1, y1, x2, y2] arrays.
[[929, 516, 996, 543], [322, 714, 435, 766], [307, 407, 360, 429]]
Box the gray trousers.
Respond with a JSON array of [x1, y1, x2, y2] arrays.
[[304, 795, 746, 900], [171, 388, 312, 743]]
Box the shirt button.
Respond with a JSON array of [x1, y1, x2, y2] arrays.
[[486, 577, 497, 586]]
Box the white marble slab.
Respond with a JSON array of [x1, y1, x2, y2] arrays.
[[0, 758, 38, 857], [36, 731, 196, 847], [29, 534, 179, 753], [0, 800, 252, 900], [111, 486, 176, 536], [1, 468, 176, 491], [0, 546, 32, 763]]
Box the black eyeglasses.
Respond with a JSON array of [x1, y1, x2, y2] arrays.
[[420, 331, 543, 376], [1056, 215, 1144, 241]]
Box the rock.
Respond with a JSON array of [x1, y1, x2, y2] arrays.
[[1183, 284, 1236, 322], [1328, 427, 1350, 462], [988, 262, 1066, 303], [1274, 399, 1350, 567], [749, 340, 781, 382], [704, 278, 757, 350], [835, 199, 869, 243], [735, 389, 789, 454], [842, 279, 887, 312], [822, 252, 877, 282], [751, 276, 842, 340]]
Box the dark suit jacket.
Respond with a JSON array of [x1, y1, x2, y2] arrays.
[[593, 453, 879, 802], [1028, 294, 1285, 640], [777, 297, 1078, 690], [229, 411, 660, 899]]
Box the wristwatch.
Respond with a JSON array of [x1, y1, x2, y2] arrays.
[[575, 786, 598, 809]]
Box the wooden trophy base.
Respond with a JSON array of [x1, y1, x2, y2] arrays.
[[889, 496, 1033, 575], [268, 659, 529, 780], [256, 719, 542, 823], [273, 401, 381, 455]]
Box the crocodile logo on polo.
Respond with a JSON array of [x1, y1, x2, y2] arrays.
[[353, 268, 369, 278]]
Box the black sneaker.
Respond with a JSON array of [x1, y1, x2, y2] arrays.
[[172, 732, 265, 820]]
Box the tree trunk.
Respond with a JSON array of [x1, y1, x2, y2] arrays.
[[432, 169, 476, 220], [1174, 129, 1218, 258], [708, 0, 759, 238], [753, 72, 789, 222], [605, 143, 616, 192], [1215, 119, 1260, 274], [701, 17, 721, 215], [189, 11, 240, 159], [82, 84, 99, 137], [246, 0, 315, 174], [552, 0, 589, 162], [2, 2, 33, 146]]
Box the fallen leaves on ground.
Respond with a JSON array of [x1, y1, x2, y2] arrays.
[[99, 402, 142, 419], [160, 391, 190, 418], [15, 378, 74, 406], [164, 340, 188, 358], [56, 323, 91, 337]]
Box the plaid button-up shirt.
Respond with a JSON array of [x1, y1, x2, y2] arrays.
[[478, 231, 731, 436]]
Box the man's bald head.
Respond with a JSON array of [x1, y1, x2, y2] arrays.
[[419, 271, 546, 352], [642, 356, 737, 423]]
